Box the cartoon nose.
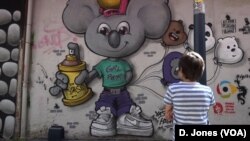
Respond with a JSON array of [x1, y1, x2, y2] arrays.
[[231, 48, 235, 52], [108, 30, 120, 48]]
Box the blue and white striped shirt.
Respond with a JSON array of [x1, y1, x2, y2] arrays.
[[164, 81, 215, 125]]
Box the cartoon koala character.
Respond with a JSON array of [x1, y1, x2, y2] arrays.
[[214, 37, 244, 64], [186, 23, 216, 52], [162, 20, 187, 47], [57, 0, 171, 137]]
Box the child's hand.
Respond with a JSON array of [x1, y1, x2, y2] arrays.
[[165, 104, 173, 121]]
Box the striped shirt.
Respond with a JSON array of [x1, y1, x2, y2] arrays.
[[164, 81, 215, 140]]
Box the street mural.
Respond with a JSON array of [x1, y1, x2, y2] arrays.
[[29, 0, 250, 140], [49, 42, 93, 106], [50, 0, 171, 137]]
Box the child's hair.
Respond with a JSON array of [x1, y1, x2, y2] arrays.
[[178, 51, 205, 81]]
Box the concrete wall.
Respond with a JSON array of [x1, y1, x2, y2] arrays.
[[24, 0, 250, 140]]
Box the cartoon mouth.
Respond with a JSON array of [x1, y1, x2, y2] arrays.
[[169, 32, 179, 41]]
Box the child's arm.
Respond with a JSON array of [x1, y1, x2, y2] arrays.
[[165, 104, 173, 121]]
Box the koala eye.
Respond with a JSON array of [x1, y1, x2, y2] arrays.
[[227, 46, 230, 49], [117, 22, 130, 35], [97, 23, 111, 36], [205, 31, 210, 37]]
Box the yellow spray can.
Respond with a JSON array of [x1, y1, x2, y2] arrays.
[[58, 42, 93, 106]]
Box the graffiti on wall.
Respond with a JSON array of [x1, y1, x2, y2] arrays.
[[32, 19, 78, 56], [49, 42, 93, 106], [234, 77, 247, 105], [34, 0, 250, 140], [239, 18, 250, 34], [152, 107, 172, 130], [222, 15, 236, 34], [49, 0, 172, 137]]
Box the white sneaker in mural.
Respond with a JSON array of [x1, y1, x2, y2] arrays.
[[117, 105, 153, 136], [90, 106, 116, 136]]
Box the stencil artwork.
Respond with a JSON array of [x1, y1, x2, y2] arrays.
[[222, 15, 236, 34], [239, 18, 250, 34]]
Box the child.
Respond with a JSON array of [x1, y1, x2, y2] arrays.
[[164, 51, 215, 140]]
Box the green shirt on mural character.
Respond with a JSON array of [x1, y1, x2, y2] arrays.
[[94, 59, 132, 88]]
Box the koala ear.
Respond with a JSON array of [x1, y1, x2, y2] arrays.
[[62, 0, 100, 34], [127, 0, 171, 39]]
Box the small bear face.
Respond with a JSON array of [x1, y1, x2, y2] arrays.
[[215, 37, 244, 64]]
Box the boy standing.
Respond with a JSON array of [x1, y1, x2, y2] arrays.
[[164, 51, 215, 140]]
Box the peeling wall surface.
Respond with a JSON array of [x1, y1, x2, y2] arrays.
[[25, 0, 250, 140]]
